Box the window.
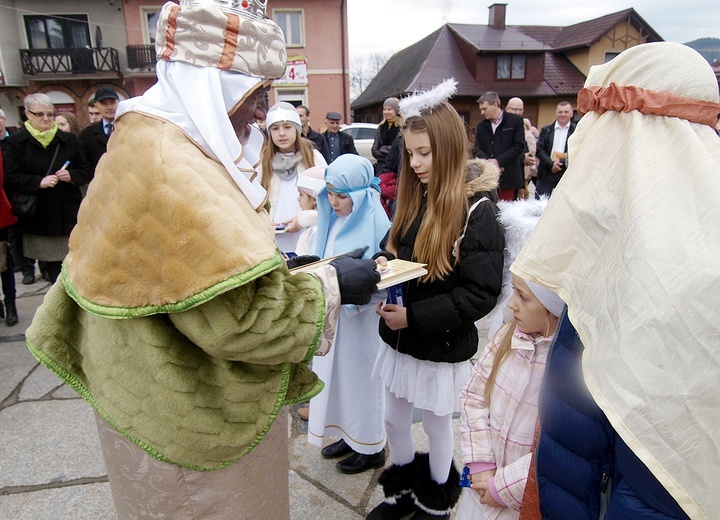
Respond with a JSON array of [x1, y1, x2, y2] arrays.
[[25, 15, 90, 49], [275, 88, 306, 107], [604, 51, 621, 63], [141, 8, 162, 45], [497, 55, 525, 80], [274, 10, 304, 47], [355, 127, 376, 140]]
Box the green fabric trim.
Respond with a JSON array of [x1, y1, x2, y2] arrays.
[[303, 275, 326, 363], [61, 253, 285, 319], [28, 339, 324, 472]]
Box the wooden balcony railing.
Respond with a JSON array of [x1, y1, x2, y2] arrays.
[[19, 47, 120, 76], [126, 44, 157, 70]]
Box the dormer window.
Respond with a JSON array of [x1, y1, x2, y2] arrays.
[[497, 54, 525, 79]]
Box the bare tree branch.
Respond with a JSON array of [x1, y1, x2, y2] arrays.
[[350, 50, 394, 100]]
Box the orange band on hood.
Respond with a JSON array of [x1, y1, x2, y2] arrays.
[[577, 82, 720, 127]]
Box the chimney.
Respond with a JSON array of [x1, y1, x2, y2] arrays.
[[488, 3, 507, 30]]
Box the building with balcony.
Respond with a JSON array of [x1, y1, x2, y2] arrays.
[[0, 0, 351, 132], [0, 0, 132, 126]]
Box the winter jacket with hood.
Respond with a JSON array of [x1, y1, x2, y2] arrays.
[[379, 160, 504, 363], [537, 312, 690, 520]]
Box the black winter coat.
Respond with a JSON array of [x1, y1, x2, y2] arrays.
[[303, 127, 329, 158], [379, 193, 504, 363], [80, 121, 109, 169], [3, 127, 92, 236], [380, 132, 403, 175], [372, 121, 400, 170]]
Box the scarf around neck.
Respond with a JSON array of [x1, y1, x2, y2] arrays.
[[25, 120, 58, 148], [272, 151, 303, 181]]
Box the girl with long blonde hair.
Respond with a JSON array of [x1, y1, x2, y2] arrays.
[[369, 81, 505, 520], [457, 274, 563, 520]]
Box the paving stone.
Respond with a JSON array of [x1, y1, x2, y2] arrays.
[[0, 482, 115, 520], [18, 364, 64, 401], [289, 470, 363, 520], [289, 434, 381, 509], [51, 385, 81, 399], [0, 342, 37, 403], [0, 400, 106, 488]]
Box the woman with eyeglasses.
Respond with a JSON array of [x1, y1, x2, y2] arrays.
[[3, 93, 92, 284]]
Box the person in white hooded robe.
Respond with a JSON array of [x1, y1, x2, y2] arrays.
[[512, 42, 720, 519]]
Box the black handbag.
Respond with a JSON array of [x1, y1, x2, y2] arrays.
[[10, 144, 61, 217], [10, 192, 37, 217]]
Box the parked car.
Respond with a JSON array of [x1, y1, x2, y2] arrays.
[[340, 123, 378, 164]]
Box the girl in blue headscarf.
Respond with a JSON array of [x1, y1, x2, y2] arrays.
[[307, 154, 392, 474]]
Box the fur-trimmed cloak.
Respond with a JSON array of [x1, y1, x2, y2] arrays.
[[26, 113, 326, 470]]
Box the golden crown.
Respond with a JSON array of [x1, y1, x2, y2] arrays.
[[180, 0, 268, 20]]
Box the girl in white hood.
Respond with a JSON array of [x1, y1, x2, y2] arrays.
[[294, 165, 325, 256]]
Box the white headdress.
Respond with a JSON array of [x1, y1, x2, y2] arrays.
[[116, 1, 287, 210], [399, 78, 457, 118]]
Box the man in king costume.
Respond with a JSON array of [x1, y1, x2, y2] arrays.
[[24, 1, 380, 518]]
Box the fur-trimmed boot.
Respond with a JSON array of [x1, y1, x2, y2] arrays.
[[366, 458, 418, 520], [409, 453, 461, 519]]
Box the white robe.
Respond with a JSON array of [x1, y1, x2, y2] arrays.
[[307, 218, 386, 454], [262, 149, 326, 254]]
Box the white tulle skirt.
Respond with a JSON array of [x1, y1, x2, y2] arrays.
[[372, 343, 471, 416]]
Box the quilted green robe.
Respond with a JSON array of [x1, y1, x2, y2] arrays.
[[27, 112, 325, 471]]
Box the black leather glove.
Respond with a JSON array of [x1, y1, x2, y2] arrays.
[[286, 255, 320, 269], [330, 248, 381, 305], [372, 250, 396, 262]]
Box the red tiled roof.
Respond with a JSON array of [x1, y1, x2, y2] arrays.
[[511, 25, 563, 47], [553, 9, 634, 49], [553, 9, 662, 49], [449, 23, 549, 52]]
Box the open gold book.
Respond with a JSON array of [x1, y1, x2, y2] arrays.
[[289, 257, 427, 290], [376, 259, 428, 289]]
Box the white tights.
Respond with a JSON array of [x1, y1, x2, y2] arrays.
[[384, 388, 455, 484]]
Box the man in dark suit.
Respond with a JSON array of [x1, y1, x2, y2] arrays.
[[80, 87, 119, 169], [535, 101, 576, 198], [474, 92, 526, 200], [321, 111, 357, 164]]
